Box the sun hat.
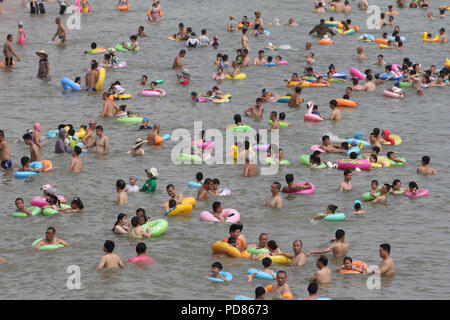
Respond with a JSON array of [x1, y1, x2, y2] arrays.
[[145, 167, 158, 177], [392, 86, 402, 93], [36, 50, 48, 58], [41, 184, 51, 191]]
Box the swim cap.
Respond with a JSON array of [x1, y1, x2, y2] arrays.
[[354, 132, 363, 140], [143, 117, 149, 122], [353, 200, 361, 208]]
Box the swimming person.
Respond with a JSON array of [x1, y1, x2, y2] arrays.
[[96, 240, 125, 270], [33, 227, 69, 249], [305, 229, 349, 257]]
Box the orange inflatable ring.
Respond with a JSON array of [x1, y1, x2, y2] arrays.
[[310, 82, 329, 87], [154, 135, 163, 145], [375, 39, 389, 44], [339, 261, 368, 274], [318, 39, 334, 45], [159, 11, 163, 17], [0, 60, 15, 69], [287, 81, 300, 87], [117, 4, 130, 11], [40, 160, 53, 173], [335, 99, 357, 107]]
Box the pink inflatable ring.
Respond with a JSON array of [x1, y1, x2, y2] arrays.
[[405, 189, 429, 197], [337, 159, 370, 170], [31, 197, 49, 208], [288, 182, 315, 195], [199, 208, 240, 223]]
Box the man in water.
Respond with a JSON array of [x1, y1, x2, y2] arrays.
[[240, 49, 251, 67], [339, 170, 352, 191], [198, 178, 213, 200], [88, 125, 109, 154], [331, 0, 345, 12], [305, 229, 349, 257], [308, 255, 332, 283], [33, 227, 69, 249], [417, 155, 437, 175], [244, 157, 258, 177], [161, 184, 184, 208], [253, 50, 266, 66], [309, 19, 336, 37], [439, 28, 448, 43], [266, 182, 282, 208], [0, 130, 12, 170], [96, 240, 125, 270], [23, 133, 40, 162], [362, 74, 376, 92], [82, 120, 97, 147], [146, 122, 160, 145], [51, 17, 66, 44], [370, 243, 394, 276], [319, 135, 345, 153], [68, 146, 82, 173], [100, 92, 119, 118], [244, 98, 264, 119], [265, 271, 293, 300], [287, 87, 303, 107], [281, 173, 312, 193], [85, 61, 99, 91], [371, 183, 390, 204], [172, 49, 187, 79], [247, 233, 269, 251], [281, 240, 307, 266], [328, 99, 342, 121], [3, 34, 20, 71]]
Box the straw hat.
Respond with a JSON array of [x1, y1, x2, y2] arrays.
[[36, 50, 48, 58], [127, 138, 147, 153], [145, 167, 158, 177]]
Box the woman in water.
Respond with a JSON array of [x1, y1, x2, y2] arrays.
[[112, 213, 129, 234], [148, 1, 162, 22], [58, 197, 84, 213]]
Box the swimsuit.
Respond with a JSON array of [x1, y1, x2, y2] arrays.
[[1, 160, 12, 169]]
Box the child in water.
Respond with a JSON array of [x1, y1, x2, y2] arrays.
[[17, 22, 26, 46], [248, 257, 276, 282], [408, 181, 419, 195], [337, 257, 366, 273], [203, 262, 229, 281], [353, 200, 365, 215], [312, 204, 338, 220]]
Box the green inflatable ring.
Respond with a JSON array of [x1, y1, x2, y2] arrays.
[[361, 192, 380, 201], [229, 125, 253, 132], [321, 213, 346, 221], [246, 247, 270, 255], [177, 153, 203, 163], [115, 43, 132, 52], [141, 219, 168, 237], [265, 158, 290, 166], [299, 155, 327, 168], [117, 117, 143, 124], [42, 204, 71, 217], [13, 206, 41, 218], [31, 238, 65, 251], [268, 120, 289, 128]]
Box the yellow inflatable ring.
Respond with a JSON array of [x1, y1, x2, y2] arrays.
[[211, 241, 241, 258], [95, 67, 105, 91], [166, 203, 193, 216], [225, 73, 247, 80]]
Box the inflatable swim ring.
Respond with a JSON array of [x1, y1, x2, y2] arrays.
[[299, 155, 327, 168], [288, 182, 315, 195], [319, 213, 346, 221], [141, 219, 169, 236], [336, 159, 370, 170], [166, 203, 193, 216], [199, 208, 240, 223], [95, 67, 105, 91], [13, 206, 41, 218], [225, 73, 247, 80], [247, 268, 275, 280], [31, 238, 64, 251], [61, 78, 81, 91], [405, 189, 429, 197], [117, 117, 143, 124], [208, 271, 233, 282]]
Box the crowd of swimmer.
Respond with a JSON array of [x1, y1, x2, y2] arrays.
[[0, 0, 448, 300]]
